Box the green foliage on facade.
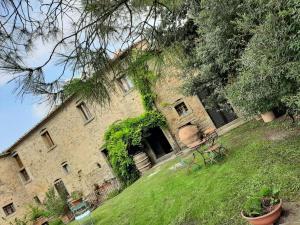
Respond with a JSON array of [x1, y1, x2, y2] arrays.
[[104, 111, 167, 185], [126, 51, 161, 111]]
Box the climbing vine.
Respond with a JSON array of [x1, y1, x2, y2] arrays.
[[126, 51, 163, 111], [104, 111, 166, 185], [104, 50, 176, 185]]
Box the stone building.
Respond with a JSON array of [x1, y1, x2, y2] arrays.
[[0, 49, 242, 224]]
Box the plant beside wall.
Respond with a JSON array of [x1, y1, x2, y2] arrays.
[[104, 111, 167, 185], [126, 51, 161, 111], [241, 187, 282, 225], [44, 187, 67, 218]]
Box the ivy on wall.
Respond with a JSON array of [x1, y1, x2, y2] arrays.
[[126, 51, 161, 111], [104, 111, 167, 185], [104, 49, 180, 184]]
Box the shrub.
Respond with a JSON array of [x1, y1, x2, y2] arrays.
[[44, 187, 67, 217], [70, 190, 83, 200], [28, 205, 50, 221]]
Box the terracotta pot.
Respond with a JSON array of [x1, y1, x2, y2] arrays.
[[241, 199, 282, 225], [70, 197, 82, 206], [261, 111, 276, 123], [33, 217, 49, 225], [178, 124, 201, 148]]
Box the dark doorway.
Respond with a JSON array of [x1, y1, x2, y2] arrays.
[[54, 179, 69, 200], [198, 89, 237, 128], [145, 127, 172, 159]]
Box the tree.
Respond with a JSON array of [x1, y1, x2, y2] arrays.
[[0, 0, 199, 104], [226, 0, 300, 117], [182, 0, 250, 109], [183, 0, 300, 117]]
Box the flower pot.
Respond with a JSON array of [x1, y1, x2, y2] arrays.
[[70, 197, 82, 206], [33, 217, 49, 225], [241, 199, 282, 225], [178, 124, 201, 148], [261, 111, 276, 123]]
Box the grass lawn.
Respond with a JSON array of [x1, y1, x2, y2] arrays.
[[71, 120, 300, 225]]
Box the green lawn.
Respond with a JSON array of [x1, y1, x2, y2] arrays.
[[72, 120, 300, 225]]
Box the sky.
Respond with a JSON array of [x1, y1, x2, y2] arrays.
[[0, 37, 64, 152], [0, 2, 139, 152]]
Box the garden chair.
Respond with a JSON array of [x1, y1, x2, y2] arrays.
[[69, 200, 95, 225], [190, 128, 227, 165]]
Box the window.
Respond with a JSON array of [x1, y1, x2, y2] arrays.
[[41, 130, 55, 149], [3, 203, 15, 216], [20, 168, 30, 182], [96, 163, 101, 168], [76, 101, 93, 121], [175, 102, 189, 116], [33, 196, 41, 204], [118, 75, 134, 92], [61, 162, 70, 174], [13, 154, 23, 168], [54, 179, 69, 200]]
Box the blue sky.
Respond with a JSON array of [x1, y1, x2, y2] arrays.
[[0, 82, 45, 152], [0, 38, 67, 152]]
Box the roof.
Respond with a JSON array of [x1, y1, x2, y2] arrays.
[[1, 40, 147, 156]]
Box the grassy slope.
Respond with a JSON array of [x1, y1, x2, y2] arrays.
[[73, 120, 300, 225]]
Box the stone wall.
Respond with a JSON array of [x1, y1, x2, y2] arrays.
[[0, 156, 32, 224], [154, 68, 216, 148], [0, 85, 146, 223], [0, 66, 225, 223]]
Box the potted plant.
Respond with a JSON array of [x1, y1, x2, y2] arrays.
[[70, 190, 83, 206], [241, 187, 282, 225]]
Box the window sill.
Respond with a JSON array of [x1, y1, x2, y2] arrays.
[[84, 117, 94, 125], [47, 144, 57, 152]]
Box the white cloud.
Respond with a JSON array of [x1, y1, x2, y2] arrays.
[[32, 101, 52, 119]]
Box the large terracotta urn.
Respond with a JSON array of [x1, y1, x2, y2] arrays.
[[261, 111, 276, 123], [178, 124, 201, 148], [241, 200, 282, 225]]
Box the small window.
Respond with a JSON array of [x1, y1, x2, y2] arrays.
[[61, 162, 70, 174], [13, 154, 23, 168], [20, 168, 30, 182], [76, 102, 93, 121], [41, 130, 55, 148], [175, 102, 189, 116], [33, 196, 41, 204], [118, 75, 134, 92], [96, 163, 101, 168], [3, 203, 15, 216]]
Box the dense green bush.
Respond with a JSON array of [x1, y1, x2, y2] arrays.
[[226, 0, 300, 116], [44, 187, 67, 217], [104, 111, 167, 185], [28, 205, 50, 222], [184, 0, 300, 117]]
